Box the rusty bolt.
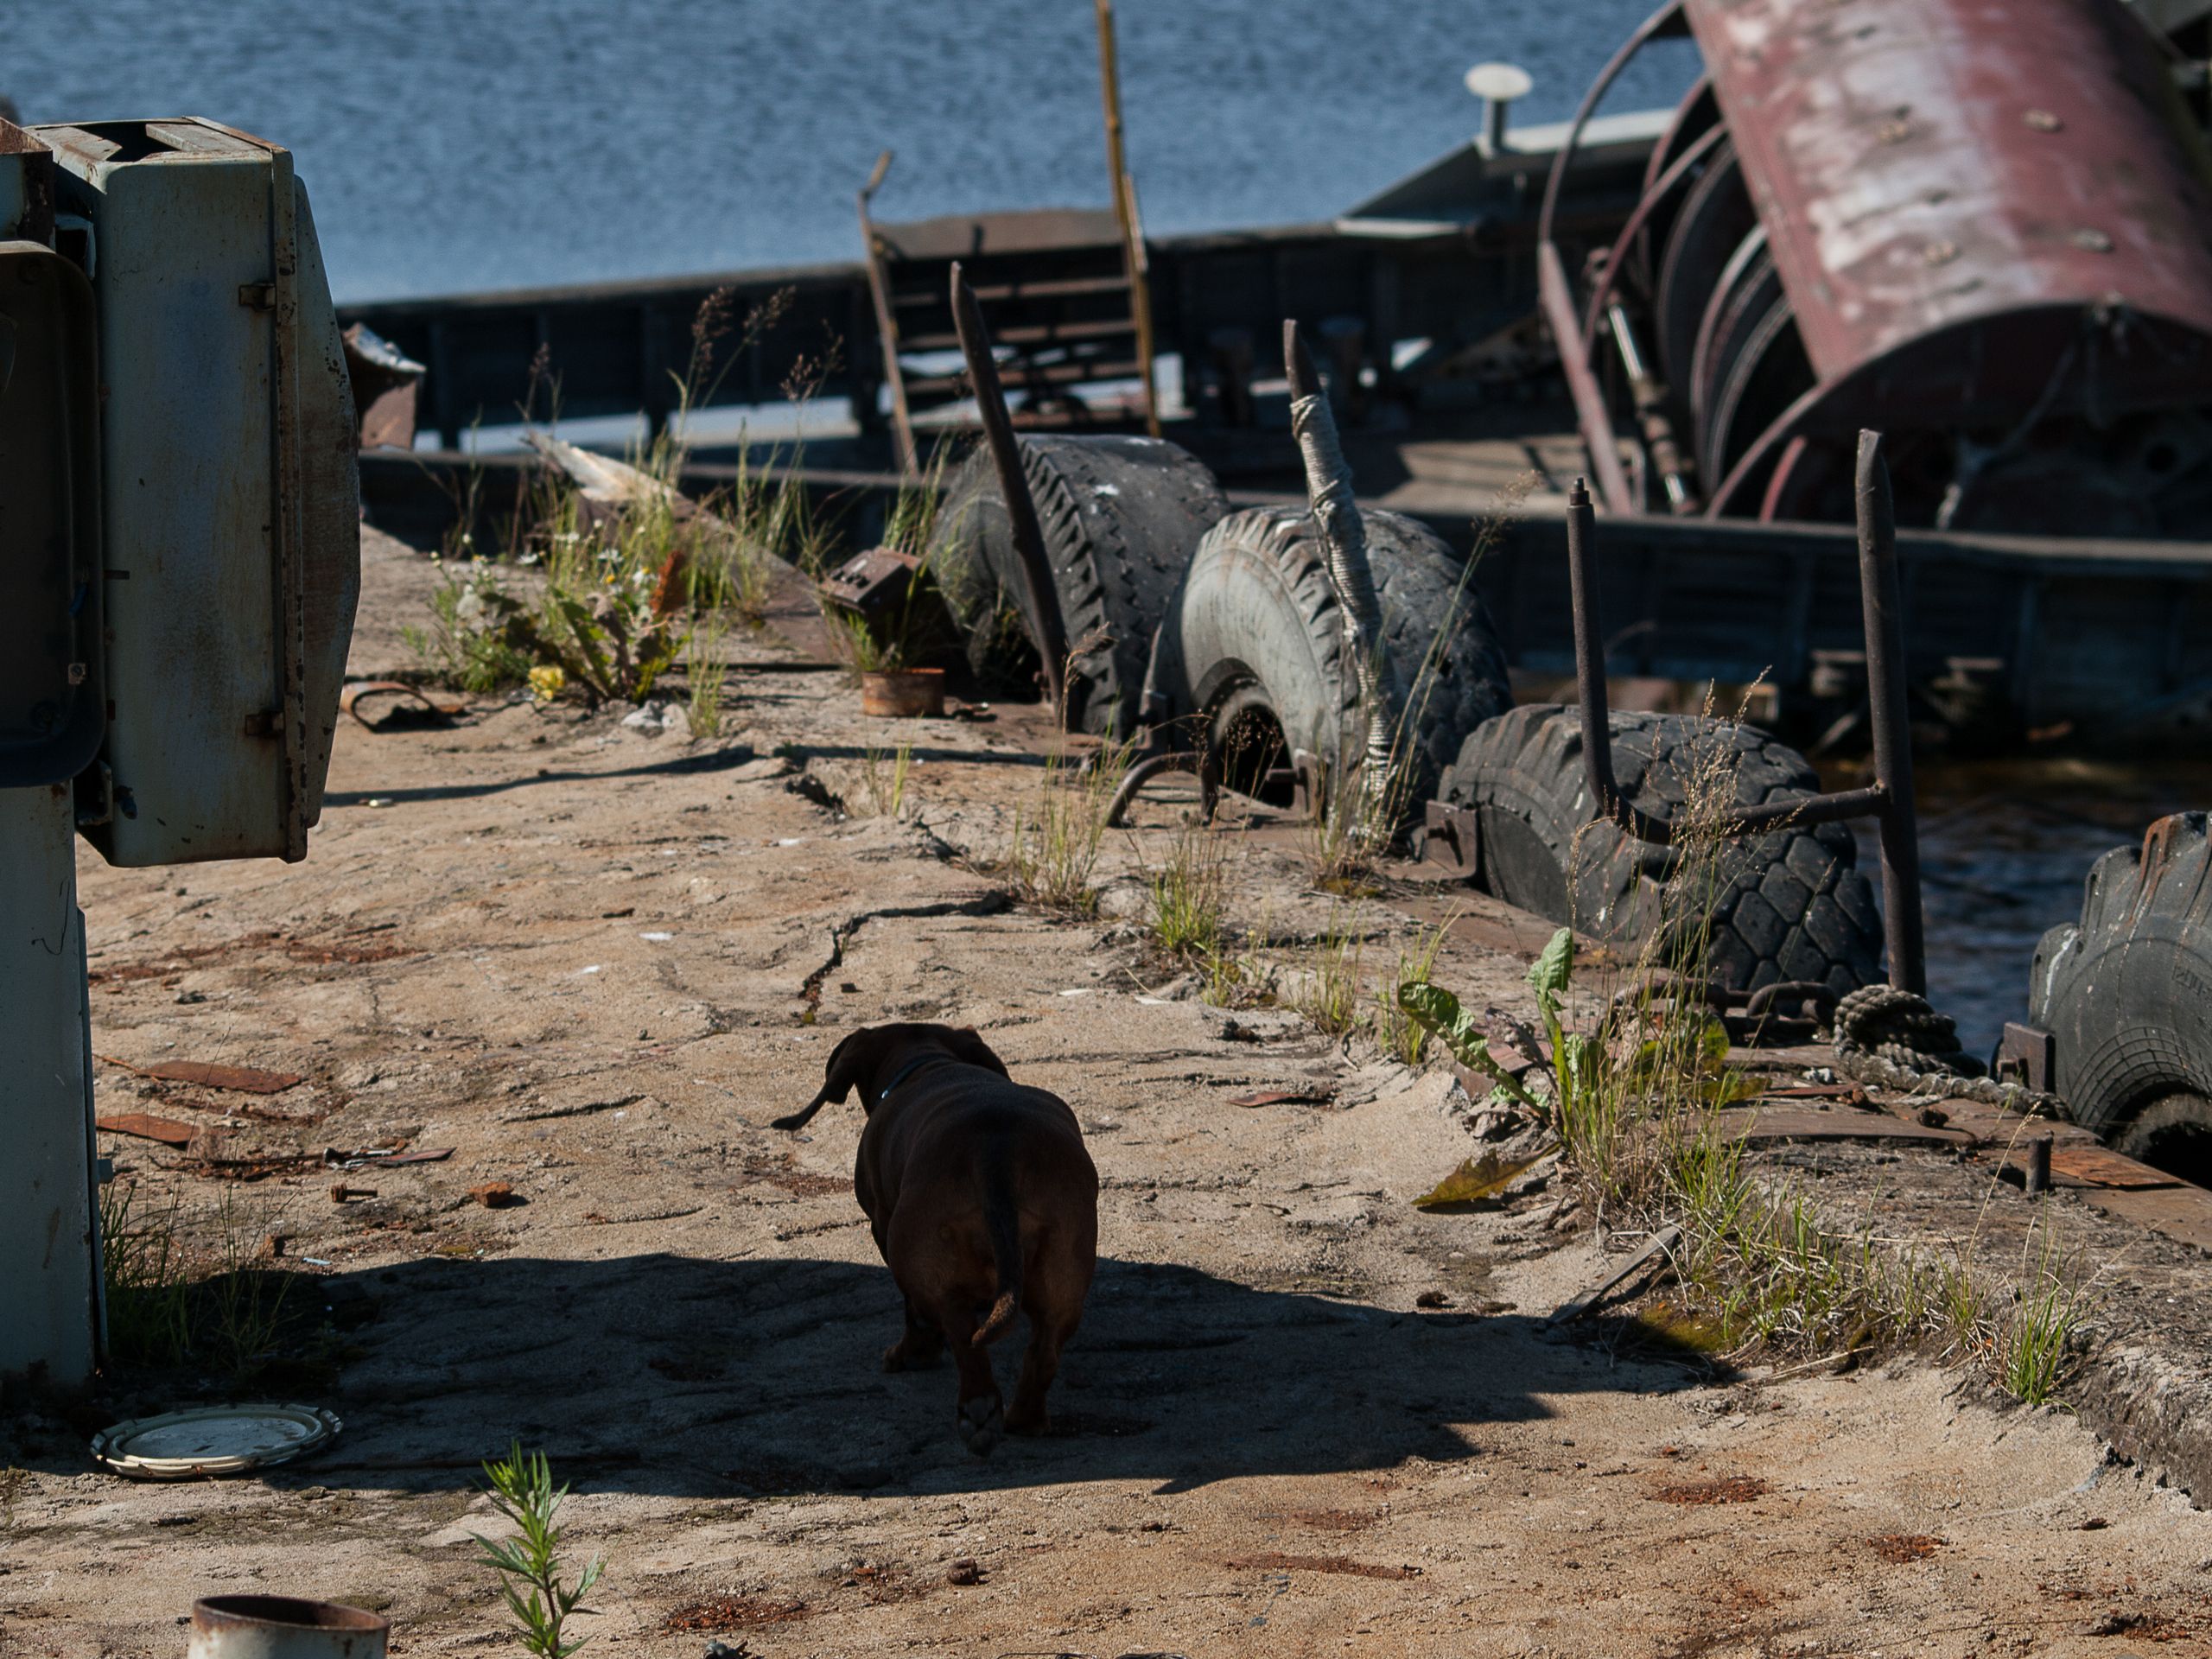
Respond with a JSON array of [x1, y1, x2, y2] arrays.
[[330, 1183, 378, 1205], [2024, 1136, 2053, 1198]]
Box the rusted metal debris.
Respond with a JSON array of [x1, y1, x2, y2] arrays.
[[340, 680, 465, 729], [94, 1113, 196, 1148], [96, 1056, 304, 1094]]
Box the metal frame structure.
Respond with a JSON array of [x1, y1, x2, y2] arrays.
[[1562, 429, 1926, 992]]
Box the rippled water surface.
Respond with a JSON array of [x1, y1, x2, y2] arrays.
[[10, 1, 1695, 302]]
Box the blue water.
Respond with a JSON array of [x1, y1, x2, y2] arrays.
[[10, 1, 1694, 302]]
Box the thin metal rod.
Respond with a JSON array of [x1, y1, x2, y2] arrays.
[[1104, 748, 1219, 829], [1856, 430, 1927, 995], [855, 150, 917, 478], [1567, 477, 1675, 842], [1095, 0, 1160, 437], [1541, 247, 1637, 515], [950, 261, 1067, 717]]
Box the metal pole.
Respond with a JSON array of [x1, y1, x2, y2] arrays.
[[950, 261, 1068, 717], [1095, 0, 1161, 437], [856, 150, 918, 478], [0, 784, 100, 1385], [1286, 321, 1393, 826], [1855, 430, 1927, 995]]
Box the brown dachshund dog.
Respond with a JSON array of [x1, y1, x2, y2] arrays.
[[774, 1023, 1098, 1456]]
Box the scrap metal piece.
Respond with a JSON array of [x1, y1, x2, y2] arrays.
[[341, 322, 424, 451], [95, 1113, 196, 1148]]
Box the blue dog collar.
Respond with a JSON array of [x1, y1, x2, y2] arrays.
[[875, 1053, 946, 1103]]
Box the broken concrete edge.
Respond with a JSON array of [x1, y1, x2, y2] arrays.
[[2072, 1344, 2212, 1504]]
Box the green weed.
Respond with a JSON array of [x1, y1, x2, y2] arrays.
[[1147, 822, 1227, 963], [1007, 747, 1131, 913], [860, 740, 914, 819], [474, 1444, 604, 1658]]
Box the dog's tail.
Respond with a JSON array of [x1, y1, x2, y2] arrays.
[[974, 1160, 1023, 1346]]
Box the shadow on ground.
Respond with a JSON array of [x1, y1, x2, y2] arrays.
[[217, 1252, 1716, 1499]]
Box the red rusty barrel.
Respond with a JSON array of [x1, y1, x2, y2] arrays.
[[1685, 0, 2212, 525]]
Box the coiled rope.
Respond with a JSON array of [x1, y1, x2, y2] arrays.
[[1828, 984, 2069, 1119]]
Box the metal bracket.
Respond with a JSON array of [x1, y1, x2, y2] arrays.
[[1995, 1021, 2056, 1094], [1421, 800, 1481, 879]]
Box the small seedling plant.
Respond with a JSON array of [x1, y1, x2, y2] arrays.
[[473, 1444, 604, 1657]]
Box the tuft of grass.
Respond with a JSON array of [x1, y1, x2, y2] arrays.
[[1006, 746, 1131, 913], [683, 613, 729, 739], [474, 1444, 604, 1658], [860, 740, 914, 819], [98, 1182, 296, 1382], [1390, 681, 2092, 1406], [1295, 906, 1369, 1037], [1999, 1229, 2085, 1407], [99, 1179, 193, 1368], [1147, 822, 1227, 963], [1376, 917, 1452, 1067]]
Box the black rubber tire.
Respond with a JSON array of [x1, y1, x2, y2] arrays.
[[2029, 812, 2212, 1160], [929, 435, 1228, 738], [1438, 704, 1885, 993], [1150, 505, 1512, 818]]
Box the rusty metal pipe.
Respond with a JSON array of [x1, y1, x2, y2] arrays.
[[1535, 0, 1687, 248], [1856, 429, 1927, 995], [950, 261, 1068, 718]]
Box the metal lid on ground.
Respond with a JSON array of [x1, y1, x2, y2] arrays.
[[91, 1403, 341, 1480]]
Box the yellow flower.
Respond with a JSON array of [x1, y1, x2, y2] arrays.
[[528, 665, 566, 704]]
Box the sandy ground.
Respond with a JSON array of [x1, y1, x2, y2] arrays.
[[3, 530, 2209, 1659]]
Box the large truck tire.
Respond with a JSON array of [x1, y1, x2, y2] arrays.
[[1439, 704, 1884, 993], [2029, 812, 2212, 1179], [928, 435, 1228, 738], [1150, 505, 1512, 822]]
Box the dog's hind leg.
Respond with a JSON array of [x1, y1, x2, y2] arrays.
[[883, 1297, 944, 1372], [1005, 1313, 1074, 1436], [940, 1308, 1004, 1458]]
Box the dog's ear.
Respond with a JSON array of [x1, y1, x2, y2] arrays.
[[944, 1026, 1010, 1080], [771, 1029, 872, 1130]]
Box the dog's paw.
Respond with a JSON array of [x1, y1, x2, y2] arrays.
[[957, 1395, 1004, 1459]]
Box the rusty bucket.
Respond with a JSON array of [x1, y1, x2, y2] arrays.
[[860, 669, 945, 719], [188, 1596, 388, 1659]]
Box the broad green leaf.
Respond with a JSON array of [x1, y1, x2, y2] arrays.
[[1394, 982, 1485, 1070], [1528, 926, 1576, 999], [1396, 982, 1541, 1109], [1698, 1017, 1732, 1067], [1411, 1149, 1545, 1211]]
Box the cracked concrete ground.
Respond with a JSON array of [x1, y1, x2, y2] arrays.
[[2, 529, 2209, 1658]]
